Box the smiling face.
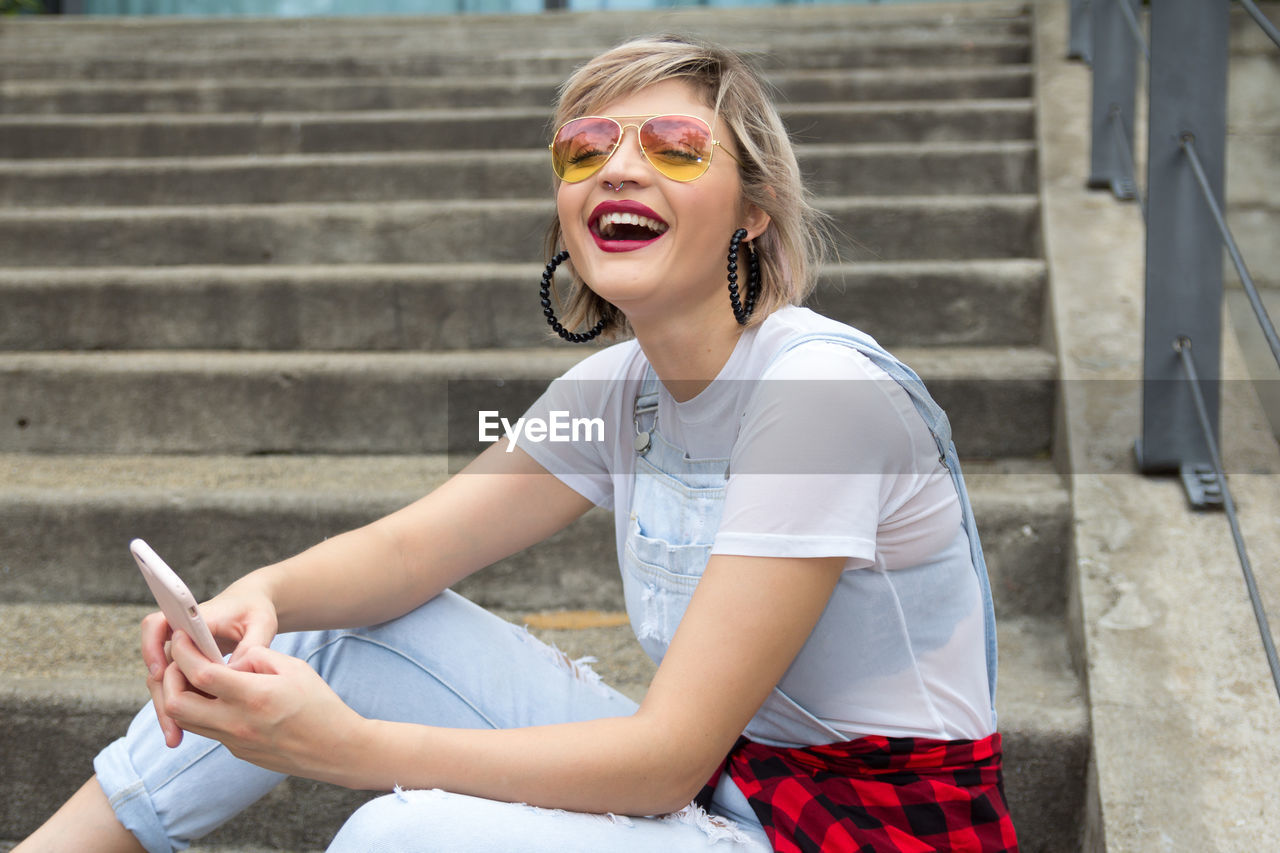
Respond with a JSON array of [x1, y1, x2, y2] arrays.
[[554, 79, 770, 333]]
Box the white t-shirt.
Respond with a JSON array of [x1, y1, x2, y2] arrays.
[[519, 306, 994, 743]]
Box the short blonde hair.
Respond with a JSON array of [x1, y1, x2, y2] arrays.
[[544, 35, 827, 339]]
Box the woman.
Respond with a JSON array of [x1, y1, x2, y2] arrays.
[[18, 35, 1016, 853]]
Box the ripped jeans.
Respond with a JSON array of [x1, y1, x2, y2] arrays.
[[93, 590, 772, 853]]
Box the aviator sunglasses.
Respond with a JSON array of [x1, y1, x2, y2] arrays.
[[549, 113, 742, 183]]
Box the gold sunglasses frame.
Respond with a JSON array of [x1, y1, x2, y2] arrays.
[[548, 113, 742, 183]]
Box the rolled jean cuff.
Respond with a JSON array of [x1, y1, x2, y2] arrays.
[[94, 734, 176, 853]]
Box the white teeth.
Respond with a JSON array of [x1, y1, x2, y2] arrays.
[[596, 211, 669, 237]]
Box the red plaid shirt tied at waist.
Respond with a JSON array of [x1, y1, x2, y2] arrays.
[[698, 732, 1018, 853]]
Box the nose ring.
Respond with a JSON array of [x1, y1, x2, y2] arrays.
[[605, 180, 627, 192]]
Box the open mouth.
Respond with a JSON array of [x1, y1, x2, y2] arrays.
[[593, 211, 670, 241]]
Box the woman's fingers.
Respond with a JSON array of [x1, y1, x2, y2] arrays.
[[147, 664, 184, 748], [161, 631, 245, 743], [139, 610, 171, 681], [170, 630, 236, 697], [141, 610, 186, 747], [196, 587, 280, 665]]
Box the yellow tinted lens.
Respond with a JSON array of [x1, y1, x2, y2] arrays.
[[551, 117, 621, 182], [639, 116, 715, 181]]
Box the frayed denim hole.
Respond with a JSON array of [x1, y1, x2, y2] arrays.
[[663, 801, 752, 845], [513, 624, 614, 700]]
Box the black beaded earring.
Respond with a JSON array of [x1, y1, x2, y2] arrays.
[[540, 250, 607, 343], [727, 228, 761, 325]]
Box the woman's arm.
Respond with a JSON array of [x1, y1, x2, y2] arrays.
[[238, 440, 596, 634], [143, 439, 595, 747], [162, 550, 845, 817]]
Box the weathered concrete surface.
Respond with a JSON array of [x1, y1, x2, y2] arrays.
[[0, 454, 1066, 615], [0, 66, 1031, 116], [0, 102, 1034, 159], [0, 142, 1037, 205], [0, 196, 1040, 266], [0, 346, 1055, 457], [0, 260, 1046, 351], [1226, 2, 1280, 291], [1036, 1, 1280, 848]]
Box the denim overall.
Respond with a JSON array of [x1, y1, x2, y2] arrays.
[[621, 329, 998, 743]]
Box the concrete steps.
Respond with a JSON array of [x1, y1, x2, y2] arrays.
[[0, 454, 1068, 616], [0, 3, 1085, 850], [0, 25, 1032, 80], [0, 5, 1031, 53], [0, 347, 1056, 456], [0, 101, 1034, 159], [0, 39, 1033, 80], [0, 196, 1040, 265], [0, 260, 1047, 350], [0, 142, 1038, 205], [0, 67, 1032, 115]]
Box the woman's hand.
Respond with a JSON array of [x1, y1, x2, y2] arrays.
[[142, 578, 280, 748], [157, 630, 367, 786]]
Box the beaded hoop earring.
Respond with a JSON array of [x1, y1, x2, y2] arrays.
[[728, 228, 761, 325], [540, 250, 607, 343]]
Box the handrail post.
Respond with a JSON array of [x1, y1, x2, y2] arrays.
[[1069, 0, 1092, 62], [1086, 0, 1138, 198], [1135, 0, 1230, 508]]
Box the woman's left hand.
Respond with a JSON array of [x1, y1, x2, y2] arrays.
[[161, 630, 367, 787]]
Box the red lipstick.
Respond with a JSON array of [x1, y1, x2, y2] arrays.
[[588, 200, 669, 253]]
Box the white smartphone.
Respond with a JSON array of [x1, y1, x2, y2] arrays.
[[130, 538, 223, 663]]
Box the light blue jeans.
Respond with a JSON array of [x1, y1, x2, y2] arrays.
[[94, 590, 771, 853]]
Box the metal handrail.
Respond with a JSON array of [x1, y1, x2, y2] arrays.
[[1115, 0, 1149, 60], [1072, 0, 1280, 707], [1176, 338, 1280, 703], [1181, 134, 1280, 369], [1240, 0, 1280, 49], [1107, 105, 1144, 221]]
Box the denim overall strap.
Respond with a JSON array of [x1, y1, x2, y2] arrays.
[[763, 332, 999, 713], [633, 365, 662, 454]]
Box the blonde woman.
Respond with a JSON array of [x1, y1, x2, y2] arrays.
[[19, 36, 1016, 853]]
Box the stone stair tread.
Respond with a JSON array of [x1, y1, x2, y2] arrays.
[[0, 32, 1030, 63], [0, 257, 1046, 282], [0, 98, 1031, 127], [0, 66, 1033, 88], [0, 141, 1038, 174], [5, 22, 1029, 47], [0, 195, 1042, 266], [2, 13, 1029, 51], [0, 452, 1064, 497], [0, 142, 1039, 207], [1, 259, 1046, 352], [0, 347, 1055, 458], [994, 616, 1085, 728], [0, 1, 1027, 33], [0, 42, 1030, 82], [0, 344, 1056, 379], [0, 193, 1038, 219], [0, 103, 1033, 158], [0, 454, 1066, 617], [0, 190, 1039, 211], [0, 346, 587, 374], [0, 66, 1032, 115]]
